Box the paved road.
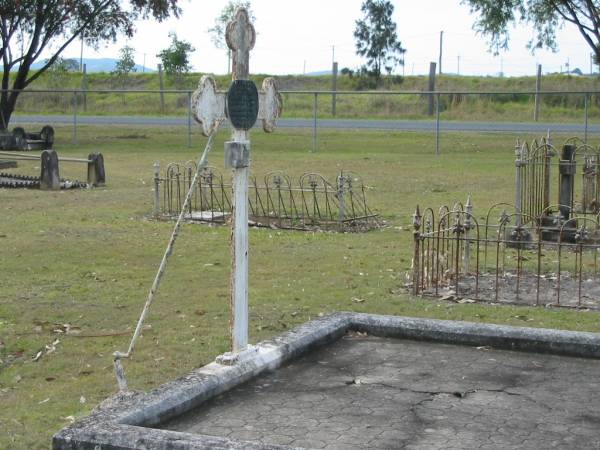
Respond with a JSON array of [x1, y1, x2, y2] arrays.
[[11, 114, 599, 134]]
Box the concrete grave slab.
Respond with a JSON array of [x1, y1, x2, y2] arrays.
[[53, 313, 600, 449]]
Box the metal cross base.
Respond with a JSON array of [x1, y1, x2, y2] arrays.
[[215, 345, 260, 366]]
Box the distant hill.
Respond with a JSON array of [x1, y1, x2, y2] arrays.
[[30, 58, 153, 73], [306, 70, 332, 76]]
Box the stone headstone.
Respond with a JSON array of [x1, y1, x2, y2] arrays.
[[40, 149, 60, 190], [87, 153, 105, 187]]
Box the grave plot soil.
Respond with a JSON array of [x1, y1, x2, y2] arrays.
[[161, 334, 600, 449], [427, 272, 600, 309]]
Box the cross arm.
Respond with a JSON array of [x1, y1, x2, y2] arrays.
[[191, 75, 226, 137], [258, 77, 283, 133]]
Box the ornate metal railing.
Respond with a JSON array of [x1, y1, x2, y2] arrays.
[[412, 198, 600, 309], [153, 163, 381, 232]]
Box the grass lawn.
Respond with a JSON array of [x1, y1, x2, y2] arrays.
[[1, 125, 599, 448]]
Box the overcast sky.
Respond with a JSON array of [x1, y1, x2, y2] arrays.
[[54, 0, 593, 76]]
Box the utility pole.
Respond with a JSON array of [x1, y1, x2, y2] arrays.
[[438, 30, 443, 75], [80, 33, 84, 72], [534, 64, 542, 122], [303, 60, 306, 75], [332, 61, 338, 116], [428, 61, 437, 116], [143, 53, 146, 73], [457, 55, 460, 75]]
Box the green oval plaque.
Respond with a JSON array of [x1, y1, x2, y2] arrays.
[[226, 80, 259, 130]]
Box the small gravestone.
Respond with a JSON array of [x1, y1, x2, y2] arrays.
[[40, 149, 60, 190], [87, 153, 105, 186]]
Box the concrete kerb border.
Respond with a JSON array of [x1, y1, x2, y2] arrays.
[[53, 312, 600, 449]]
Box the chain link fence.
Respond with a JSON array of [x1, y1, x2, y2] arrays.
[[3, 88, 599, 152]]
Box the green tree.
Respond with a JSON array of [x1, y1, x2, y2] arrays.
[[208, 1, 255, 73], [463, 0, 600, 64], [113, 45, 137, 88], [46, 57, 79, 88], [0, 0, 181, 129], [354, 0, 406, 80], [114, 45, 137, 76], [156, 32, 195, 87]]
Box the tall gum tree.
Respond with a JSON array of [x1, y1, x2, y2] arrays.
[[354, 0, 405, 81], [0, 0, 180, 129]]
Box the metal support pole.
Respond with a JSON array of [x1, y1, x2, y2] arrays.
[[230, 135, 249, 352], [584, 94, 589, 145], [435, 93, 441, 156], [158, 64, 165, 115], [428, 62, 436, 116], [153, 161, 161, 217], [534, 64, 541, 122], [72, 91, 78, 145], [331, 62, 338, 116], [187, 91, 192, 148], [82, 63, 88, 112], [312, 92, 318, 153]]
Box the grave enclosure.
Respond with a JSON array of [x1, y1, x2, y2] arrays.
[[153, 163, 381, 232], [412, 137, 600, 309]]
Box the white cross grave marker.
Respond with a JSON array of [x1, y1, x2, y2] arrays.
[[191, 8, 282, 354]]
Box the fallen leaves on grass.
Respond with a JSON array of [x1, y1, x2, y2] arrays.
[[53, 324, 82, 335], [32, 339, 60, 362]]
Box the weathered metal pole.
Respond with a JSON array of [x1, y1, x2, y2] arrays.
[[227, 9, 255, 352], [158, 64, 165, 115], [187, 91, 192, 148], [438, 31, 443, 75], [435, 93, 441, 156], [331, 62, 338, 116], [584, 94, 589, 145], [82, 63, 88, 112], [534, 64, 541, 121], [428, 62, 436, 116], [72, 91, 78, 145]]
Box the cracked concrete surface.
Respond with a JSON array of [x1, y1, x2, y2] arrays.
[[162, 334, 600, 449]]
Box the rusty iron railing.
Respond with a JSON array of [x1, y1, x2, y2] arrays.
[[412, 199, 600, 309], [516, 136, 600, 222], [153, 163, 381, 232]]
